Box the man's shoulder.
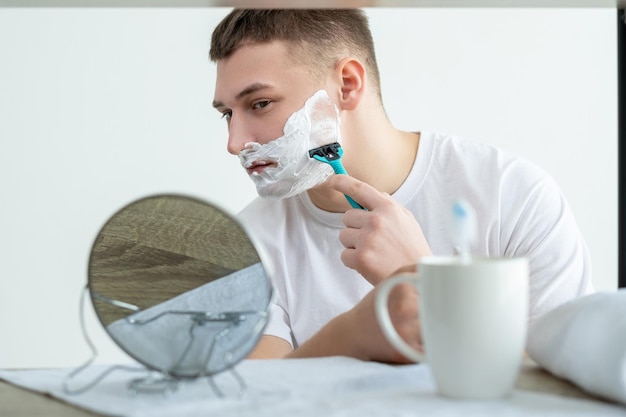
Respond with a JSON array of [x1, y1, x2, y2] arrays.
[[426, 131, 547, 177], [427, 131, 509, 157]]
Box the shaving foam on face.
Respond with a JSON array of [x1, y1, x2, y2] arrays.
[[238, 90, 340, 199]]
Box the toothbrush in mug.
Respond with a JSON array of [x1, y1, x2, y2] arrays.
[[451, 199, 477, 262]]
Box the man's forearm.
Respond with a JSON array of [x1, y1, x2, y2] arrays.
[[286, 311, 369, 360]]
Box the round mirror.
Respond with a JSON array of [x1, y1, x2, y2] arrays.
[[88, 194, 273, 378]]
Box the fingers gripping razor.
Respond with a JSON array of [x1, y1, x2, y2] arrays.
[[308, 142, 365, 210]]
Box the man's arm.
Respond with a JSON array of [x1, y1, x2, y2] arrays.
[[247, 335, 292, 359], [247, 313, 367, 360], [248, 280, 421, 364]]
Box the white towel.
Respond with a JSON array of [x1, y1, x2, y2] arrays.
[[527, 289, 626, 404]]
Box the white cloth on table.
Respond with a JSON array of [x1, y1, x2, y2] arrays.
[[527, 289, 626, 405], [1, 356, 625, 417]]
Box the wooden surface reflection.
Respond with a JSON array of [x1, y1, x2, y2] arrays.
[[89, 195, 260, 325]]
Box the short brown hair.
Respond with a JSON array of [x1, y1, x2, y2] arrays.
[[210, 9, 382, 100]]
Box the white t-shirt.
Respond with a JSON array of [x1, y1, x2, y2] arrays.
[[237, 131, 594, 348]]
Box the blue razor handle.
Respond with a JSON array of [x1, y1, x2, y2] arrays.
[[309, 143, 366, 210]]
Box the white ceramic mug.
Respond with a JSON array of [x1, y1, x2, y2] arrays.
[[375, 256, 529, 400]]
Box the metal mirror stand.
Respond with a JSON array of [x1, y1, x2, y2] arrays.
[[63, 287, 262, 398]]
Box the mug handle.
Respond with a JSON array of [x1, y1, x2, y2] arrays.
[[374, 274, 425, 363]]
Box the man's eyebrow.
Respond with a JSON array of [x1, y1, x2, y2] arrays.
[[212, 82, 273, 109]]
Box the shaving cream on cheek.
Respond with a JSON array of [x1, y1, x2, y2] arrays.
[[238, 90, 340, 199]]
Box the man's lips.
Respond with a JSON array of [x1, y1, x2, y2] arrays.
[[246, 160, 277, 175]]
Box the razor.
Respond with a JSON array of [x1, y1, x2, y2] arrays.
[[309, 142, 365, 210]]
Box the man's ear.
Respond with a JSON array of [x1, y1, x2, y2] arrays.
[[335, 57, 366, 111]]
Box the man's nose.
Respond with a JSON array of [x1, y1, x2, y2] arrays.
[[226, 116, 251, 155]]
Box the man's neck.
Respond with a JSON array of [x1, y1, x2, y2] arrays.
[[307, 116, 420, 213]]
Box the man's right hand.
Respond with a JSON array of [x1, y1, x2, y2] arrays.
[[343, 276, 423, 364]]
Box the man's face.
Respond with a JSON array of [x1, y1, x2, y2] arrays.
[[213, 40, 321, 157], [213, 41, 337, 198]]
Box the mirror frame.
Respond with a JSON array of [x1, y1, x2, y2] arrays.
[[86, 193, 274, 377]]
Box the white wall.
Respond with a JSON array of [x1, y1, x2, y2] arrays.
[[0, 8, 617, 369]]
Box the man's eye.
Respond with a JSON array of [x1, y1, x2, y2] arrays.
[[221, 111, 232, 120], [253, 100, 270, 110]]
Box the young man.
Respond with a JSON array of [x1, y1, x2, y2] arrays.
[[210, 9, 593, 363]]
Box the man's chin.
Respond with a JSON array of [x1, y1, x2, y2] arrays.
[[253, 173, 330, 199]]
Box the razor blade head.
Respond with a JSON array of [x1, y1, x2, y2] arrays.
[[308, 142, 342, 161]]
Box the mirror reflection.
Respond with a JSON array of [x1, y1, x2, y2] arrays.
[[88, 194, 273, 378]]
